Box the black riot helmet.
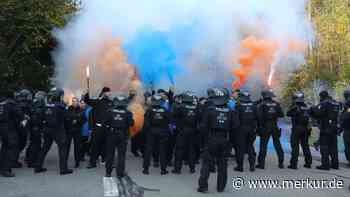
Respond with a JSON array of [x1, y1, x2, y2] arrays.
[[151, 94, 163, 107], [113, 95, 128, 108], [207, 88, 228, 106], [344, 89, 350, 102], [182, 92, 196, 104], [16, 89, 33, 101], [34, 91, 47, 105], [293, 91, 305, 103], [261, 89, 275, 100], [319, 90, 329, 102], [239, 91, 251, 102], [48, 87, 64, 102]]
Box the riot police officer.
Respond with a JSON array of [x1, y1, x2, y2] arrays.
[[84, 87, 113, 169], [0, 89, 22, 177], [143, 94, 171, 175], [235, 91, 258, 172], [172, 92, 200, 174], [34, 88, 73, 175], [287, 92, 312, 169], [256, 90, 285, 169], [104, 95, 134, 178], [65, 97, 83, 168], [197, 88, 240, 193], [14, 89, 33, 168], [310, 91, 341, 170], [26, 91, 46, 168], [341, 89, 350, 167]]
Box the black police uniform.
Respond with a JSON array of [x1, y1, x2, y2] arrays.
[[143, 98, 171, 175], [16, 98, 32, 167], [198, 92, 240, 192], [172, 96, 200, 174], [341, 100, 350, 165], [84, 93, 113, 168], [235, 97, 258, 172], [287, 102, 312, 169], [65, 105, 83, 168], [256, 97, 284, 169], [26, 100, 45, 167], [34, 98, 72, 175], [0, 97, 22, 177], [104, 101, 134, 177], [310, 96, 341, 170]]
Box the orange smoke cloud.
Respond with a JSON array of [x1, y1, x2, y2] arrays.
[[62, 30, 145, 134], [232, 35, 306, 89], [232, 36, 278, 89]]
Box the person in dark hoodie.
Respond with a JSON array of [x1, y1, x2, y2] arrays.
[[84, 87, 113, 169], [65, 97, 84, 168], [0, 89, 23, 177]]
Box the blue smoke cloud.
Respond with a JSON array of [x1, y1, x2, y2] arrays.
[[124, 27, 184, 86]]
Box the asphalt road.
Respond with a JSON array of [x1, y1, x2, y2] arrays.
[[1, 141, 350, 197]]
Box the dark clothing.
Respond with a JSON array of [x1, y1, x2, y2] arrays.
[[143, 106, 171, 172], [256, 99, 284, 167], [0, 99, 22, 172], [104, 107, 134, 177], [173, 103, 200, 171], [310, 98, 341, 168], [84, 94, 113, 165], [341, 101, 350, 163], [198, 104, 239, 191], [235, 101, 258, 169], [26, 102, 45, 166], [287, 103, 312, 167], [16, 101, 32, 163], [64, 106, 84, 166], [36, 128, 68, 172], [34, 102, 69, 172]]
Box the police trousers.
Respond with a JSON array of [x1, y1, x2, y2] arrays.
[[198, 136, 229, 191]]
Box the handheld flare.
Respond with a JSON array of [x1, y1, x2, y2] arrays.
[[86, 65, 90, 92]]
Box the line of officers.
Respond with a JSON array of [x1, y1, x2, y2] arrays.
[[1, 86, 350, 193]]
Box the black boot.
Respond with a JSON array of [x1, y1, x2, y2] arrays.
[[197, 187, 208, 193], [304, 164, 311, 169], [190, 168, 196, 174], [316, 165, 330, 171], [0, 170, 15, 177], [234, 166, 243, 172], [34, 167, 47, 173], [60, 169, 73, 175], [287, 165, 297, 170], [142, 168, 149, 175], [161, 169, 169, 175]]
